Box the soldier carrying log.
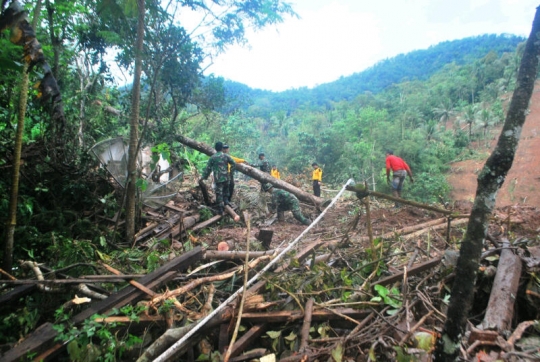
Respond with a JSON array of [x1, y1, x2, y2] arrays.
[[199, 142, 236, 215]]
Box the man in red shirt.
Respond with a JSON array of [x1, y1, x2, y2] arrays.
[[385, 150, 414, 206]]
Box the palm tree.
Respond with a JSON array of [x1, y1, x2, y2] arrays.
[[475, 108, 495, 148], [422, 119, 441, 141], [460, 104, 479, 141], [432, 100, 455, 130]]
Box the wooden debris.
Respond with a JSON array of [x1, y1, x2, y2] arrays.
[[299, 298, 314, 352], [204, 249, 281, 261], [373, 257, 442, 287], [228, 324, 268, 358], [257, 229, 274, 250], [480, 241, 522, 332], [191, 214, 222, 232], [225, 205, 241, 222], [1, 247, 203, 362]]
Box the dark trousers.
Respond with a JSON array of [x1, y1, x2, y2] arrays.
[[228, 178, 235, 201], [313, 180, 320, 197]]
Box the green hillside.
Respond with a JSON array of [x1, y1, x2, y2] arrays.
[[222, 34, 524, 117]]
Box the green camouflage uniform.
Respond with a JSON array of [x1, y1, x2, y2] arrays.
[[202, 152, 236, 211], [270, 189, 310, 225], [254, 159, 271, 173]]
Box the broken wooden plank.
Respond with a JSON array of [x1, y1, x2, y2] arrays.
[[23, 271, 183, 362], [0, 278, 139, 285], [101, 263, 157, 297], [294, 239, 325, 264], [0, 284, 37, 305]]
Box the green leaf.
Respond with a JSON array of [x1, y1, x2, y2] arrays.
[[374, 284, 389, 298], [266, 330, 281, 339], [414, 331, 436, 352], [284, 331, 297, 341], [331, 342, 343, 362]]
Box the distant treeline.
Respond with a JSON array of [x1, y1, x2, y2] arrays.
[[220, 34, 524, 117]]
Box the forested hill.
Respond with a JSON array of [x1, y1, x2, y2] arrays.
[[221, 34, 524, 116]]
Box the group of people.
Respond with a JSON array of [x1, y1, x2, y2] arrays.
[[199, 142, 314, 224], [200, 141, 414, 222]]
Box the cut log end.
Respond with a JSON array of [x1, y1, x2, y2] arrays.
[[218, 241, 231, 251]]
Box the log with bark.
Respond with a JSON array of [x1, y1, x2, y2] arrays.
[[176, 135, 325, 207], [480, 241, 522, 332]]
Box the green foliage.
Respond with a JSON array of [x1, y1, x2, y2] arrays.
[[371, 284, 402, 313], [53, 307, 144, 362], [0, 305, 40, 344]]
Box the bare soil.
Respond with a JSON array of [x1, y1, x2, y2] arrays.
[[448, 85, 540, 208]]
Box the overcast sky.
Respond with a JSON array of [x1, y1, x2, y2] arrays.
[[204, 0, 538, 92]]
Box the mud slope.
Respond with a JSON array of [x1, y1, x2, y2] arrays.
[[448, 85, 540, 207]]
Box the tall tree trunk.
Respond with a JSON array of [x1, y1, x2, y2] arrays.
[[434, 8, 540, 361], [125, 0, 145, 242], [3, 0, 43, 274]]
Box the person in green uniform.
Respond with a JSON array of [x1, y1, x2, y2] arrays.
[[200, 142, 236, 215], [262, 183, 310, 225]]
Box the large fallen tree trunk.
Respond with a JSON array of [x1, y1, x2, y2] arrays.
[[176, 135, 325, 207], [480, 240, 522, 332]]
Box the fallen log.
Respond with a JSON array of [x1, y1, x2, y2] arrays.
[[192, 215, 222, 232], [176, 135, 325, 207], [480, 241, 522, 332], [225, 205, 241, 222], [402, 218, 469, 241], [356, 217, 463, 242], [203, 250, 282, 261], [346, 184, 458, 215]]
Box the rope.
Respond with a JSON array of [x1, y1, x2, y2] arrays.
[[152, 179, 354, 362]]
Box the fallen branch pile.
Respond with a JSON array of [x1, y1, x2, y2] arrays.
[[2, 180, 539, 362]]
